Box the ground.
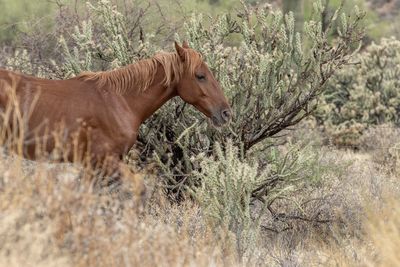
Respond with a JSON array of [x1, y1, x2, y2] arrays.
[[0, 125, 399, 267]]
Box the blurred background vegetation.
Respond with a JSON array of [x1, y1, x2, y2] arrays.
[[1, 0, 399, 45]]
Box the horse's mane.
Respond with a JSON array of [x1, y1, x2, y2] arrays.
[[77, 50, 203, 94]]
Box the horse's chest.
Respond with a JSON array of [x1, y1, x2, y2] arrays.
[[112, 130, 137, 151], [95, 113, 138, 154]]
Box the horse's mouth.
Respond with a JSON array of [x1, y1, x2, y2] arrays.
[[211, 116, 228, 128]]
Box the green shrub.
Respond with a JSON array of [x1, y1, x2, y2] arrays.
[[360, 124, 400, 171], [317, 37, 400, 147], [148, 1, 364, 198], [192, 141, 261, 259], [5, 0, 364, 203], [57, 1, 157, 77], [6, 49, 35, 75], [192, 140, 319, 259]]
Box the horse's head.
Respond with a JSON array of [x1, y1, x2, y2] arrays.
[[174, 41, 232, 127]]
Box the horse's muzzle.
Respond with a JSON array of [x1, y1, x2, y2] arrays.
[[211, 108, 232, 127]]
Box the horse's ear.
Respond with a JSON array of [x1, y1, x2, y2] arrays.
[[182, 40, 190, 48], [174, 41, 186, 61]]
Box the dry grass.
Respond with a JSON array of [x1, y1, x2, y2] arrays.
[[1, 136, 400, 266], [0, 87, 399, 266], [251, 124, 400, 267], [0, 154, 242, 267]]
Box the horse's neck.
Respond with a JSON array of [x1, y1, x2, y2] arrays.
[[124, 69, 177, 124]]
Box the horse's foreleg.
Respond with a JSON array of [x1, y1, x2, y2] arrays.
[[89, 154, 124, 193], [105, 155, 124, 191]]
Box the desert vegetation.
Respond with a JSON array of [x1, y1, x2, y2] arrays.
[[0, 0, 399, 266]]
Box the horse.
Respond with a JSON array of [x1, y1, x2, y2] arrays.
[[0, 41, 232, 183]]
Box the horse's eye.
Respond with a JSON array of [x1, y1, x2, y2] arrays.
[[195, 73, 206, 81]]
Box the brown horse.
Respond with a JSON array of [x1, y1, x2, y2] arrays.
[[0, 41, 231, 179]]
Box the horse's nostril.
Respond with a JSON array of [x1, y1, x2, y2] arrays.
[[221, 109, 232, 122]]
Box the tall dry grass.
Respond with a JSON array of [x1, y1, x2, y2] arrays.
[[0, 160, 239, 267], [0, 77, 399, 267]]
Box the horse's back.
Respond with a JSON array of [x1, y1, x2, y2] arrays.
[[0, 68, 101, 103], [0, 68, 45, 88], [0, 68, 100, 158], [0, 68, 107, 131], [0, 68, 137, 160]]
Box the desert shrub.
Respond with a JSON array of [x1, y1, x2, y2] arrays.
[[309, 194, 400, 267], [192, 141, 262, 260], [360, 124, 400, 171], [191, 140, 322, 260], [147, 1, 363, 199], [56, 1, 159, 78], [1, 0, 173, 77], [5, 49, 52, 78], [316, 37, 400, 147], [6, 49, 35, 75], [4, 0, 364, 208]]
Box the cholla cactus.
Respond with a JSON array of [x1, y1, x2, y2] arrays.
[[192, 140, 317, 258], [192, 141, 261, 258], [59, 0, 156, 77], [87, 0, 131, 67], [317, 37, 400, 147], [59, 20, 94, 77], [6, 49, 48, 78], [170, 1, 364, 150], [6, 50, 35, 75], [145, 1, 364, 198]]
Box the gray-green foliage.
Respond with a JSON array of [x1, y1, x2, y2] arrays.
[[192, 141, 262, 259], [182, 2, 363, 151], [57, 0, 156, 77], [192, 140, 318, 258], [149, 1, 363, 198], [6, 50, 35, 76], [6, 49, 52, 78], [59, 20, 94, 76], [317, 37, 400, 146]]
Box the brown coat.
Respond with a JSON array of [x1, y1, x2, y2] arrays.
[[0, 42, 231, 176]]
